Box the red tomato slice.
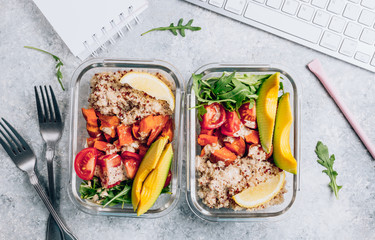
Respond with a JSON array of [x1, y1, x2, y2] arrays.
[[201, 103, 226, 129], [164, 170, 172, 188], [239, 102, 257, 129], [74, 148, 101, 180], [97, 153, 122, 168], [221, 111, 242, 136], [121, 151, 142, 162], [121, 151, 142, 179]]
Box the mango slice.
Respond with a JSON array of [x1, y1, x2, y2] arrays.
[[256, 72, 280, 153], [137, 143, 173, 216], [131, 136, 168, 211], [273, 93, 297, 174]]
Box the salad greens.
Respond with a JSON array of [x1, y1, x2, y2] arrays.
[[192, 72, 271, 120], [315, 141, 342, 199], [141, 18, 201, 37], [24, 46, 65, 91], [79, 177, 171, 208]]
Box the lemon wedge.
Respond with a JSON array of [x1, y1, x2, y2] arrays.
[[120, 72, 175, 111], [233, 171, 285, 208]]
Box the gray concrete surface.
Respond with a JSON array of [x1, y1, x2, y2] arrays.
[[1, 0, 375, 239]]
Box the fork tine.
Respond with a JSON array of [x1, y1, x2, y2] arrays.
[[44, 85, 55, 122], [1, 118, 30, 151], [39, 86, 49, 122], [0, 121, 22, 151], [34, 86, 44, 123], [0, 123, 18, 155], [0, 133, 15, 157], [49, 86, 62, 122]]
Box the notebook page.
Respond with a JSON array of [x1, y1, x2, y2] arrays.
[[33, 0, 148, 58]]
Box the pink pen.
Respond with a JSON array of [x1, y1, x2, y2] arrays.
[[307, 59, 375, 160]]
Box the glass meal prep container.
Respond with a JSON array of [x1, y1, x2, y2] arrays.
[[186, 63, 301, 222], [68, 58, 184, 218]]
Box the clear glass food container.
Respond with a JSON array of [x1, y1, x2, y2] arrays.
[[68, 58, 184, 218], [186, 63, 301, 222]]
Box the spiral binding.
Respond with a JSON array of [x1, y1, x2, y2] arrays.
[[83, 5, 141, 58]]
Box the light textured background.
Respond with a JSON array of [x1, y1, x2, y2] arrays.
[[1, 0, 375, 239]]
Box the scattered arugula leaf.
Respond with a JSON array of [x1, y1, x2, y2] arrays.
[[141, 18, 201, 37], [24, 46, 65, 91], [79, 177, 172, 208], [315, 141, 342, 199], [191, 72, 271, 119]]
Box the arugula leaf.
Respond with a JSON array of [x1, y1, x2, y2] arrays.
[[24, 46, 65, 91], [141, 18, 201, 37], [191, 72, 267, 119], [315, 141, 342, 199], [103, 184, 131, 208]]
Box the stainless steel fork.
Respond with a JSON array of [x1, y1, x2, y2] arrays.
[[0, 118, 78, 240], [34, 86, 64, 240]]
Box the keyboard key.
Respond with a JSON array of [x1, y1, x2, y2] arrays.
[[327, 0, 346, 14], [358, 9, 375, 27], [355, 51, 370, 63], [361, 0, 375, 10], [282, 0, 299, 15], [344, 22, 362, 39], [266, 0, 283, 9], [313, 10, 331, 27], [360, 28, 375, 45], [298, 4, 315, 21], [253, 0, 265, 3], [339, 38, 357, 56], [320, 31, 342, 51], [209, 0, 225, 7], [343, 4, 361, 20], [244, 2, 322, 43], [329, 16, 346, 33], [225, 0, 247, 15], [311, 0, 328, 9]]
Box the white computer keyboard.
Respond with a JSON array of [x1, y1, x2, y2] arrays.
[[183, 0, 375, 72]]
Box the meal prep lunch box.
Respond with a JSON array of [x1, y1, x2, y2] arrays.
[[68, 59, 184, 218], [68, 59, 301, 221], [186, 63, 301, 222]]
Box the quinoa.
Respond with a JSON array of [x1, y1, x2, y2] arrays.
[[196, 143, 286, 210], [89, 70, 173, 125]]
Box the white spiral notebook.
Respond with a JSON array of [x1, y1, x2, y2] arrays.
[[33, 0, 148, 60]]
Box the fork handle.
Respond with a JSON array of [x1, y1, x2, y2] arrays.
[[46, 144, 56, 204], [28, 171, 78, 240]]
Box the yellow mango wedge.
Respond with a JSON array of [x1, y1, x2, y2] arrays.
[[137, 143, 173, 216], [256, 72, 280, 153], [273, 93, 297, 174], [131, 136, 168, 211]]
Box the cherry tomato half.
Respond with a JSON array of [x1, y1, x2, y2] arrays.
[[201, 103, 226, 129], [164, 170, 172, 188], [74, 148, 101, 180], [121, 152, 142, 179], [238, 102, 257, 129], [221, 111, 242, 136]]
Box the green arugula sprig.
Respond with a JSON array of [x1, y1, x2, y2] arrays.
[[141, 18, 201, 37], [24, 46, 65, 91], [79, 177, 171, 208], [315, 141, 342, 199], [192, 72, 271, 120]]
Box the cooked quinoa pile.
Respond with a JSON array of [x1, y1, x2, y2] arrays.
[[89, 70, 173, 125], [196, 143, 286, 210]]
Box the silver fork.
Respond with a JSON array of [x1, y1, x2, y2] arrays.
[[34, 86, 64, 240], [0, 118, 78, 240]]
